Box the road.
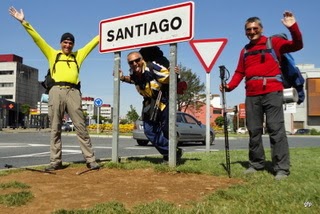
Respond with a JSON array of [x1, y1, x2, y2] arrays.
[[0, 131, 319, 169]]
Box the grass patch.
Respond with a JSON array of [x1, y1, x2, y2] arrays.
[[0, 181, 30, 189], [1, 147, 319, 213], [54, 201, 130, 214], [0, 181, 33, 206], [0, 191, 33, 206]]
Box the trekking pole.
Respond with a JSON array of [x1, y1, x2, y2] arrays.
[[219, 65, 231, 178]]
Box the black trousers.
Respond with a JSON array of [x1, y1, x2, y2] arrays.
[[245, 91, 290, 174]]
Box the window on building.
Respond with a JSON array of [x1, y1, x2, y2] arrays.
[[0, 70, 14, 75], [213, 109, 222, 114], [0, 82, 14, 87], [0, 95, 13, 99]]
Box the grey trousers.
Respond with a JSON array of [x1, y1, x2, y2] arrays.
[[245, 91, 290, 174], [48, 86, 96, 165]]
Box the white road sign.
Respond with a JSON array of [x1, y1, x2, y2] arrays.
[[99, 1, 194, 53], [189, 38, 228, 73]]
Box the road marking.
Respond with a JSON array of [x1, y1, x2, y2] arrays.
[[0, 145, 29, 148], [0, 149, 82, 159], [28, 144, 48, 147], [195, 149, 219, 152], [0, 152, 51, 158], [93, 146, 112, 149], [124, 147, 152, 150]]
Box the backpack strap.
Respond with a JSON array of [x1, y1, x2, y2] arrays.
[[52, 53, 79, 74], [266, 36, 280, 65]]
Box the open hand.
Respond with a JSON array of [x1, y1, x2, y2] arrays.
[[281, 11, 296, 28], [9, 6, 24, 22]]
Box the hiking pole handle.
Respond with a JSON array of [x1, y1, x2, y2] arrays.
[[219, 65, 226, 81]]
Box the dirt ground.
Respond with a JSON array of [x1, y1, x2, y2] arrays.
[[0, 167, 242, 214]]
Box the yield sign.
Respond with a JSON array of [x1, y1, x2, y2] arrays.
[[189, 38, 228, 73]]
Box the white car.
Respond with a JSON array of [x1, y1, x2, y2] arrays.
[[237, 127, 248, 134], [132, 112, 215, 146], [66, 121, 74, 131]]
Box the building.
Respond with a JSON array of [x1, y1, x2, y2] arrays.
[[0, 54, 41, 128], [81, 97, 112, 124], [81, 97, 96, 124], [101, 104, 113, 120], [284, 64, 320, 133], [180, 94, 223, 125]]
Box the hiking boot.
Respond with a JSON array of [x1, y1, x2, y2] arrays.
[[275, 171, 288, 181], [162, 149, 183, 164], [86, 162, 100, 170], [45, 162, 63, 171], [243, 167, 258, 174], [162, 155, 169, 164], [176, 148, 183, 161]]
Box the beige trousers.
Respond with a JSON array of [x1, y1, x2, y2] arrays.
[[48, 86, 96, 165]]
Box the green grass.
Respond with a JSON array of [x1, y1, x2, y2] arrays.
[[1, 148, 319, 213], [0, 181, 33, 206], [0, 181, 30, 189]]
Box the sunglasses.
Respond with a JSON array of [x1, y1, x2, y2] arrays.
[[246, 27, 259, 32], [128, 58, 141, 65]]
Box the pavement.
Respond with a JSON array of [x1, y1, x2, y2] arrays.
[[1, 127, 51, 133], [0, 127, 132, 138]]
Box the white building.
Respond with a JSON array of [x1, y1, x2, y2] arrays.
[[101, 104, 113, 120], [284, 64, 320, 133]]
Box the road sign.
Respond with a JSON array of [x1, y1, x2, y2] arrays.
[[189, 38, 228, 73], [94, 98, 103, 107], [8, 103, 14, 109], [99, 1, 194, 53]]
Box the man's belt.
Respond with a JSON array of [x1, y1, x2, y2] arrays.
[[54, 82, 80, 90]]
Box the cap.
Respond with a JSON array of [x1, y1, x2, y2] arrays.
[[60, 32, 75, 43]]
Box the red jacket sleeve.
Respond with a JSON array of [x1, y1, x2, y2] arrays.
[[227, 49, 246, 91]]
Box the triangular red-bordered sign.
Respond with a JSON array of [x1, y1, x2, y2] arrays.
[[189, 38, 228, 73]]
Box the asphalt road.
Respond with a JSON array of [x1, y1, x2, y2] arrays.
[[0, 130, 319, 170]]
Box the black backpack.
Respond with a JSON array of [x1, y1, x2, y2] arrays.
[[41, 53, 79, 94]]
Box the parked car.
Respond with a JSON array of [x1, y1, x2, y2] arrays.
[[237, 127, 248, 134], [61, 123, 72, 132], [294, 129, 310, 135], [66, 121, 74, 131], [132, 112, 215, 146], [286, 131, 293, 135]]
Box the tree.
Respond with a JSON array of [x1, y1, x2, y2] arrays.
[[92, 115, 107, 124], [21, 104, 31, 128], [126, 105, 139, 123], [177, 64, 206, 111], [215, 116, 224, 127]]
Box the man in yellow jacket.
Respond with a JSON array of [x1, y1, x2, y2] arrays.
[[9, 6, 100, 171]]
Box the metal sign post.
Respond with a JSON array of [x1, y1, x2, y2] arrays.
[[94, 98, 103, 134], [169, 43, 178, 167]]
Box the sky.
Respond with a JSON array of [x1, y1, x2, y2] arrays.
[[1, 0, 318, 117]]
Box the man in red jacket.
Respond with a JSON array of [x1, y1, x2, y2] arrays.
[[221, 11, 303, 180]]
